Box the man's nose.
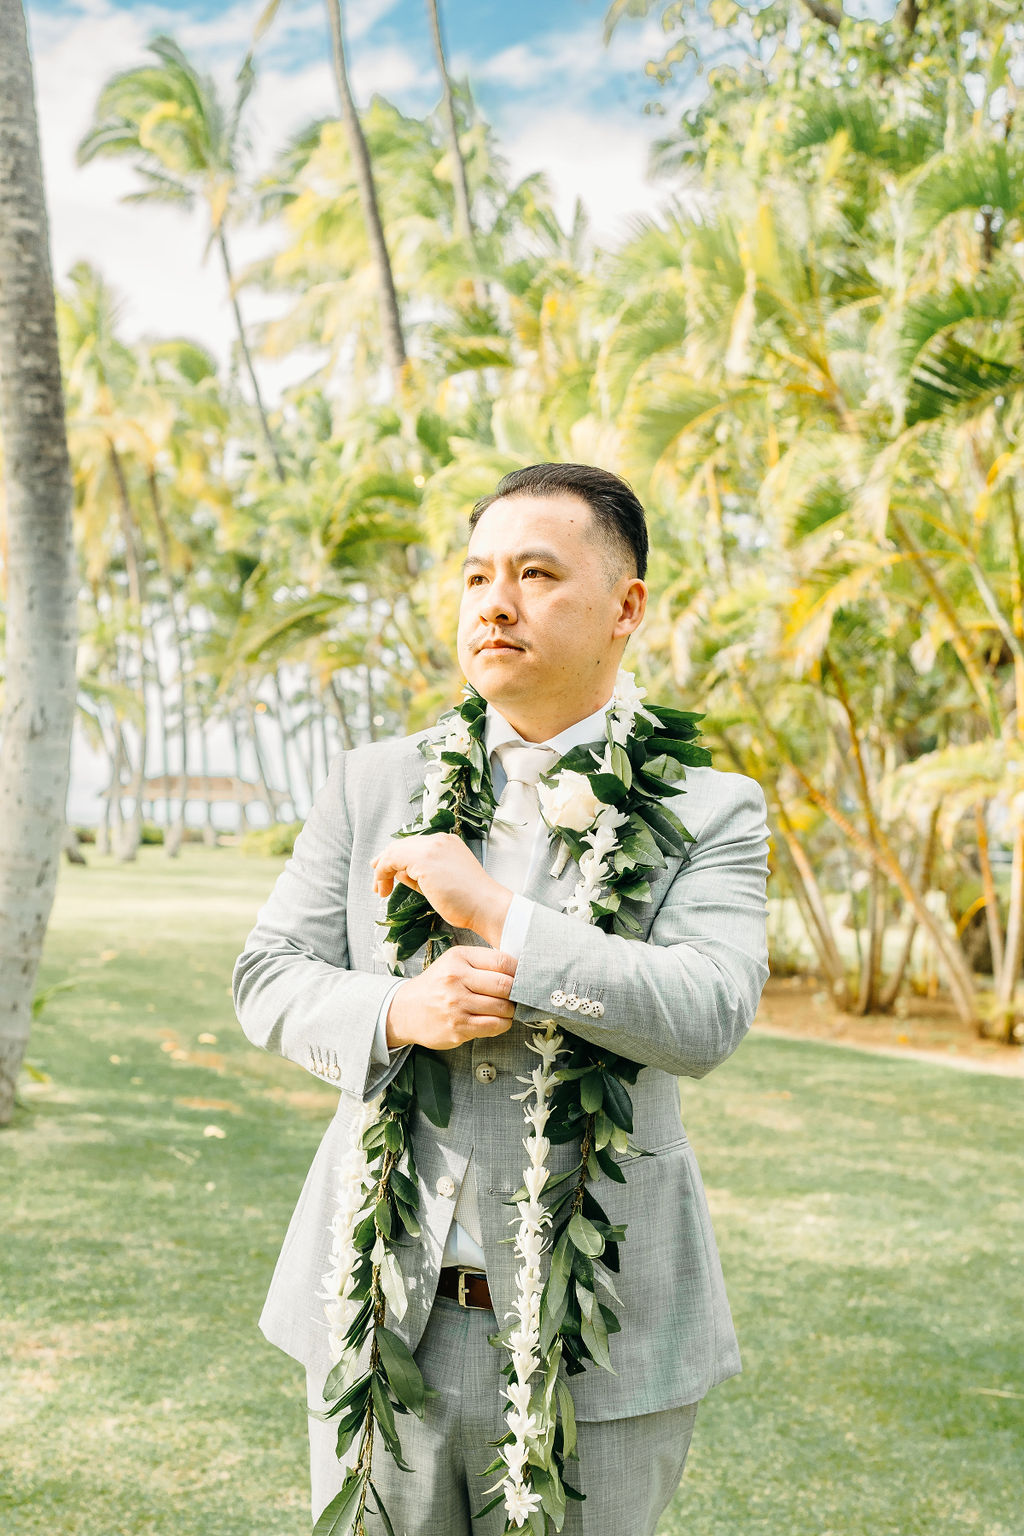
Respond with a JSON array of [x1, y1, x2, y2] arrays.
[[479, 578, 517, 625]]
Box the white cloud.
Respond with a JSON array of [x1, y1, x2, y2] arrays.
[[459, 14, 666, 94], [498, 104, 665, 245]]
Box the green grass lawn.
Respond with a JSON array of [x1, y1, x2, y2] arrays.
[[2, 847, 1021, 1536]]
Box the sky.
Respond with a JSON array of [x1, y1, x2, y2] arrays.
[[24, 0, 709, 823], [26, 0, 692, 376]]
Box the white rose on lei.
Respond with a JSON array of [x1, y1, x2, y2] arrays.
[[537, 768, 603, 833]]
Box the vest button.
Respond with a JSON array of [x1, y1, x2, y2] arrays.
[[475, 1062, 497, 1084], [435, 1175, 455, 1198]]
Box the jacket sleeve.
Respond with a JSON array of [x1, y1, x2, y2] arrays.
[[231, 749, 414, 1102], [507, 772, 770, 1079]]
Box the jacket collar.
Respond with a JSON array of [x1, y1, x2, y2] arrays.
[[482, 694, 613, 770]]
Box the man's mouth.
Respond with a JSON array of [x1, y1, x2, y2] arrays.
[[477, 639, 523, 651]]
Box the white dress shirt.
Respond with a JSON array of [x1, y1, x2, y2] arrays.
[[369, 692, 614, 1270]]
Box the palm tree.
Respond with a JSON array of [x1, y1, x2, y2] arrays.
[[76, 36, 285, 480], [59, 262, 152, 858], [584, 59, 1024, 1032], [0, 0, 79, 1125], [322, 0, 407, 386], [424, 0, 477, 264]]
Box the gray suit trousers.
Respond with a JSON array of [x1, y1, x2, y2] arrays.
[[307, 1291, 699, 1535]]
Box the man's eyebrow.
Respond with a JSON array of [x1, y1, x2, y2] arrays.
[[460, 548, 567, 573]]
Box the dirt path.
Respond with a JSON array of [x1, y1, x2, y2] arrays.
[[753, 976, 1024, 1078]]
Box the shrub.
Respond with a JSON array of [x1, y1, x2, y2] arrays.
[[239, 821, 304, 857]]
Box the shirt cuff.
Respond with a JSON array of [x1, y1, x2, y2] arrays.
[[371, 979, 409, 1065], [500, 894, 535, 960]]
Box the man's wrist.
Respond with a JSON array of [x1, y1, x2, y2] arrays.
[[472, 878, 513, 950], [385, 980, 412, 1050]]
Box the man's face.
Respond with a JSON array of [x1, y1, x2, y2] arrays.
[[456, 492, 646, 724]]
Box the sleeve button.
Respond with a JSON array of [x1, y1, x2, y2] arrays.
[[550, 990, 566, 1006]]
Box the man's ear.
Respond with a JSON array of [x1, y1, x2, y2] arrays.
[[614, 578, 647, 638]]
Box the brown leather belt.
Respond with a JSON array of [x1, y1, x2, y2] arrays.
[[437, 1266, 493, 1310]]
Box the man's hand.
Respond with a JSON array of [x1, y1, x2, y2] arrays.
[[385, 945, 518, 1051], [370, 832, 512, 948]]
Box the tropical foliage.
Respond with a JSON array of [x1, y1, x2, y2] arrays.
[[1, 0, 1021, 1040]]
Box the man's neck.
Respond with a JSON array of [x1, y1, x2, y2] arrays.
[[486, 691, 614, 745]]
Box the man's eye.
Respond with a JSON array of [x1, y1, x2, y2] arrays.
[[467, 573, 485, 586], [523, 568, 547, 579]]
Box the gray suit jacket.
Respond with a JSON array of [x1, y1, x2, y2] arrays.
[[232, 728, 770, 1422]]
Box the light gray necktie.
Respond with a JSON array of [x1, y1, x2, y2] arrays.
[[450, 741, 557, 1250], [484, 742, 559, 893]]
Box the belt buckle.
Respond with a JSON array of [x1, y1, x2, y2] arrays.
[[457, 1266, 477, 1308]]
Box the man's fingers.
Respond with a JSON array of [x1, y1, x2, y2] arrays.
[[463, 1014, 515, 1036], [461, 967, 515, 1002], [462, 946, 518, 977], [461, 993, 515, 1019]]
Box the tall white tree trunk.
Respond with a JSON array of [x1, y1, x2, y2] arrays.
[[0, 0, 79, 1124], [324, 0, 407, 386]]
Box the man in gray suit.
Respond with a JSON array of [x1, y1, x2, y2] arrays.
[[232, 462, 770, 1534]]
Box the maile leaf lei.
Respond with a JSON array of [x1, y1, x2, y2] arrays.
[[314, 670, 709, 1536]]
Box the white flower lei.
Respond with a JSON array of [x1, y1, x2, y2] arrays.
[[322, 668, 672, 1531], [320, 1093, 382, 1366]]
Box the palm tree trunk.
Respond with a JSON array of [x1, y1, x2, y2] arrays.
[[800, 0, 842, 25], [995, 820, 1024, 1042], [424, 0, 483, 298], [244, 687, 277, 821], [146, 469, 189, 855], [974, 800, 1005, 979], [879, 803, 940, 1011], [150, 607, 172, 830], [775, 808, 850, 1005], [107, 441, 148, 859], [328, 676, 355, 750], [230, 710, 251, 830], [0, 0, 79, 1125], [889, 510, 1003, 737], [190, 683, 215, 846], [855, 867, 887, 1014], [215, 226, 286, 482], [738, 677, 980, 1026], [324, 0, 407, 385]]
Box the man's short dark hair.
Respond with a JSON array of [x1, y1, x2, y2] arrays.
[[468, 462, 649, 582]]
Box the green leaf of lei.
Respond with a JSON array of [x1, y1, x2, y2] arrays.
[[413, 1048, 451, 1127]]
